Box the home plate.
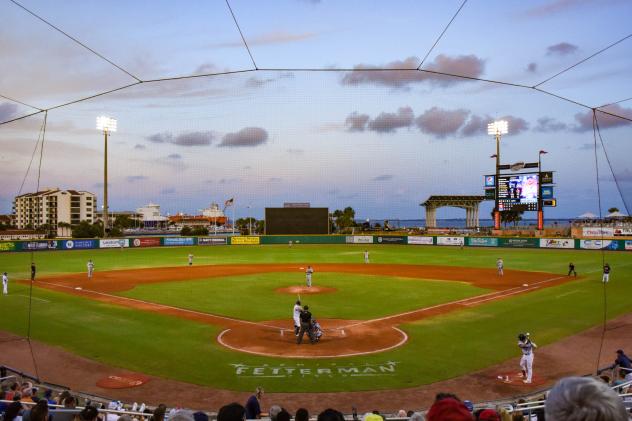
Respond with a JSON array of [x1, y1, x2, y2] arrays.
[[75, 287, 83, 290], [522, 284, 529, 287]]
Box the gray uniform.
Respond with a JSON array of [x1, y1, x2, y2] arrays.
[[306, 267, 314, 287]]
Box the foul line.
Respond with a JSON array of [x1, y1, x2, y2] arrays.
[[217, 326, 408, 359]]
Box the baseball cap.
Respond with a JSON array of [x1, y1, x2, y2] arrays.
[[478, 409, 500, 421], [427, 398, 474, 421]]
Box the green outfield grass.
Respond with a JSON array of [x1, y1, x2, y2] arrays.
[[0, 245, 631, 393], [118, 272, 489, 321]]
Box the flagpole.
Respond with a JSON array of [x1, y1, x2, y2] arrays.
[[232, 199, 236, 235]]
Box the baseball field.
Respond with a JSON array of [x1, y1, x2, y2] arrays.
[[0, 244, 631, 395]]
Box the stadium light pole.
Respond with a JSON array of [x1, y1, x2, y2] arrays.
[[538, 150, 548, 231], [488, 120, 508, 230], [96, 116, 117, 238]]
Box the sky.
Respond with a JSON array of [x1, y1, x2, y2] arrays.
[[1, 0, 631, 220]]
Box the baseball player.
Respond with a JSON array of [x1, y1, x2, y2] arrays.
[[518, 333, 537, 383], [296, 305, 315, 344], [292, 300, 302, 336], [305, 265, 314, 287], [363, 250, 370, 264], [188, 254, 194, 266], [30, 262, 36, 281], [602, 263, 611, 283], [87, 260, 95, 279], [568, 262, 577, 277], [288, 240, 293, 248], [496, 258, 504, 276], [2, 272, 8, 295]]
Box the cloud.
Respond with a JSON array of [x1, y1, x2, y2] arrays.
[[133, 144, 146, 150], [368, 107, 414, 133], [546, 42, 579, 56], [500, 115, 530, 134], [218, 127, 268, 147], [0, 103, 19, 122], [461, 114, 487, 137], [341, 55, 485, 88], [167, 153, 182, 160], [345, 112, 370, 132], [415, 107, 470, 139], [527, 62, 538, 73], [534, 117, 568, 132], [372, 174, 394, 181], [210, 31, 317, 48], [574, 105, 632, 131], [126, 175, 147, 183], [522, 0, 611, 17], [146, 131, 214, 146]]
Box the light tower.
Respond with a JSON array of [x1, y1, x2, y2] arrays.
[[488, 120, 508, 230], [96, 116, 117, 237]]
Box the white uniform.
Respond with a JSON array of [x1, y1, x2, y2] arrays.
[[364, 251, 369, 264], [497, 258, 504, 276], [2, 273, 8, 295], [293, 304, 302, 333], [306, 267, 314, 287], [188, 254, 193, 266], [519, 339, 537, 383], [602, 265, 610, 283], [87, 261, 94, 279]]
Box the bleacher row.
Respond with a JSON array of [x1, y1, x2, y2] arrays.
[[1, 366, 632, 421]]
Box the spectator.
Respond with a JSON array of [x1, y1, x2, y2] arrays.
[[600, 349, 632, 373], [151, 404, 167, 421], [170, 410, 195, 421], [79, 406, 99, 421], [43, 390, 56, 406], [57, 391, 72, 406], [29, 400, 50, 421], [193, 411, 209, 421], [409, 413, 424, 421], [317, 409, 345, 421], [116, 416, 132, 421], [406, 411, 414, 418], [545, 376, 628, 420], [612, 369, 628, 392], [477, 409, 500, 421], [217, 403, 245, 421], [295, 408, 309, 421], [51, 396, 77, 421], [20, 389, 34, 404], [269, 405, 282, 421], [426, 397, 473, 421], [245, 388, 264, 420], [396, 410, 407, 418], [6, 383, 19, 401], [276, 410, 290, 421], [4, 401, 24, 421]]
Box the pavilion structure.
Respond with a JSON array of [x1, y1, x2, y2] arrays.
[[420, 195, 486, 228]]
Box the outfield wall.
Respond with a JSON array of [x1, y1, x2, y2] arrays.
[[1, 235, 631, 252]]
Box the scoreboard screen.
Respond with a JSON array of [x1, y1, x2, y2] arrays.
[[497, 173, 539, 211], [265, 207, 329, 235]]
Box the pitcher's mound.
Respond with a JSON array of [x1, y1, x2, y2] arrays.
[[276, 286, 337, 295], [96, 373, 150, 389]]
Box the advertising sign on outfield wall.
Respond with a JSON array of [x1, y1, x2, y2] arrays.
[[22, 241, 58, 251], [582, 227, 615, 237], [579, 239, 621, 250], [163, 237, 195, 246], [407, 236, 434, 245], [346, 236, 373, 244], [540, 238, 575, 249], [63, 240, 96, 250], [614, 228, 632, 236], [375, 236, 406, 244], [436, 237, 464, 246], [626, 241, 632, 251], [499, 238, 539, 248], [197, 237, 227, 246], [0, 242, 17, 251], [230, 236, 260, 245], [100, 239, 130, 248], [467, 237, 498, 247], [132, 238, 161, 248]]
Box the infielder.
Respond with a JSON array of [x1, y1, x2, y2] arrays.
[[518, 333, 537, 383], [292, 300, 302, 336], [364, 250, 370, 264], [568, 262, 577, 277], [602, 263, 611, 283], [87, 260, 95, 279], [30, 262, 36, 281], [305, 265, 314, 287], [2, 272, 8, 295], [188, 254, 194, 266], [497, 258, 504, 276]]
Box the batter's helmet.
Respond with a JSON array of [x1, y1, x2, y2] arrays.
[[518, 333, 526, 341]]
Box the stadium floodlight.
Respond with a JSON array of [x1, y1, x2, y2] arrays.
[[487, 120, 508, 136], [96, 116, 117, 237], [96, 116, 117, 132]]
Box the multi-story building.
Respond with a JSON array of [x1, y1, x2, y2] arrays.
[[13, 188, 97, 230]]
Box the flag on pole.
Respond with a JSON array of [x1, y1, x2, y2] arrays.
[[539, 150, 548, 154], [225, 198, 234, 207], [490, 154, 498, 158]]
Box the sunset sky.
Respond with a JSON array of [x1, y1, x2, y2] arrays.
[[1, 0, 631, 220]]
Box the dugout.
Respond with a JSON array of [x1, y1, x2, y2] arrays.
[[265, 207, 329, 235]]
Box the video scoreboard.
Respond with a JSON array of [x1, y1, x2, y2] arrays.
[[485, 172, 550, 211]]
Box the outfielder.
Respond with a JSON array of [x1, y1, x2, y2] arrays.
[[2, 272, 8, 295], [497, 258, 504, 276], [292, 300, 302, 336], [305, 265, 314, 287], [188, 254, 194, 266], [568, 262, 577, 277], [364, 250, 370, 264], [602, 263, 611, 283], [87, 260, 95, 279], [518, 333, 537, 383]]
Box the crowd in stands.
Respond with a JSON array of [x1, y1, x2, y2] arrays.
[[2, 369, 632, 421]]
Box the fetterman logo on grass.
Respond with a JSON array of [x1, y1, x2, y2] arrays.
[[231, 361, 398, 378]]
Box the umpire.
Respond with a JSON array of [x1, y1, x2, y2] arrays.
[[297, 305, 315, 345]]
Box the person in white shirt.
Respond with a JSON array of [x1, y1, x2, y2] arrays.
[[292, 300, 302, 336], [364, 250, 370, 264], [2, 272, 8, 295]]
